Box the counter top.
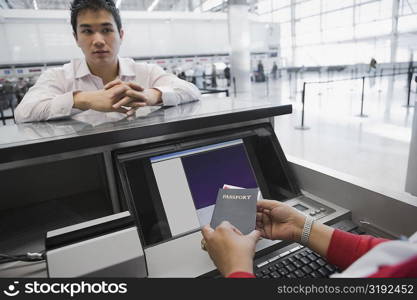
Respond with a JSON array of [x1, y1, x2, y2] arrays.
[[0, 96, 292, 164]]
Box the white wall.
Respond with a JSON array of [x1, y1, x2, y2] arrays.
[[0, 10, 276, 64]]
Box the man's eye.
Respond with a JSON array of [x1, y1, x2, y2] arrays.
[[103, 28, 113, 33], [82, 29, 93, 34]]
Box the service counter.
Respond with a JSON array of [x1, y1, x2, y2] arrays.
[[1, 96, 416, 278], [0, 96, 291, 277]]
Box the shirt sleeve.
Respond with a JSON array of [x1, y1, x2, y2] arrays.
[[148, 65, 201, 106], [326, 229, 389, 270], [227, 271, 256, 278], [14, 68, 75, 123]]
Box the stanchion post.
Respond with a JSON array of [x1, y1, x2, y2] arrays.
[[295, 82, 310, 130], [404, 70, 414, 108], [357, 76, 368, 118], [233, 77, 237, 97], [266, 74, 269, 97]]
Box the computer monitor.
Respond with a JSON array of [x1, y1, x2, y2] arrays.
[[117, 125, 299, 248], [150, 139, 258, 229]]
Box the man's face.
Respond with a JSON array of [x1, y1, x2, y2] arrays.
[[74, 9, 123, 67]]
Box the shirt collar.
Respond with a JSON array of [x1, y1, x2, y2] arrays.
[[118, 57, 135, 78], [74, 57, 135, 79], [74, 58, 91, 79]]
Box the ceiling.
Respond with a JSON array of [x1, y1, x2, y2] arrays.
[[0, 0, 237, 12]]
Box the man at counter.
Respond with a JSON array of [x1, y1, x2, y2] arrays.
[[15, 0, 200, 123]]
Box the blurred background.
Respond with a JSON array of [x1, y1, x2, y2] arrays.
[[0, 0, 416, 195]]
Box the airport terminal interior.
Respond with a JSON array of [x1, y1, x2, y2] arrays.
[[0, 0, 417, 279]]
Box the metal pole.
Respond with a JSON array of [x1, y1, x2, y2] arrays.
[[404, 69, 414, 107], [295, 82, 310, 130], [233, 77, 237, 97], [357, 76, 368, 118], [266, 74, 269, 97], [378, 68, 383, 93]]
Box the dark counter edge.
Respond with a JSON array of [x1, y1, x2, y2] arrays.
[[0, 104, 292, 164]]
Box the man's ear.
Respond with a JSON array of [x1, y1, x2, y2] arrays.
[[119, 28, 124, 41]]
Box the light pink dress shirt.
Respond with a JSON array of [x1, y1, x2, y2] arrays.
[[15, 57, 201, 123]]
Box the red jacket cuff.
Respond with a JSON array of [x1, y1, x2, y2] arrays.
[[327, 229, 389, 270], [227, 271, 256, 278]]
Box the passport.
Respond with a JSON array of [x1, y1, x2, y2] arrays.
[[210, 188, 258, 235]]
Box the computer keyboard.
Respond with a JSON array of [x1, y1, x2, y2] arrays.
[[254, 244, 338, 278], [254, 219, 364, 278]]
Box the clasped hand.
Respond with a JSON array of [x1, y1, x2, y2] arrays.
[[73, 79, 162, 116]]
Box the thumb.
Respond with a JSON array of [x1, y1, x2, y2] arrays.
[[248, 229, 261, 242]]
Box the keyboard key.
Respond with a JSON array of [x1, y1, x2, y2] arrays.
[[325, 264, 336, 273], [294, 270, 305, 278], [293, 260, 303, 268], [306, 249, 313, 253], [300, 257, 310, 265], [285, 264, 296, 272], [302, 265, 313, 273], [268, 265, 277, 272], [318, 267, 329, 277], [262, 269, 271, 275], [309, 262, 320, 270], [271, 271, 281, 278], [262, 275, 270, 279], [278, 268, 288, 276], [282, 259, 290, 265], [307, 253, 318, 261], [310, 271, 321, 278], [255, 272, 263, 277], [317, 258, 326, 266], [299, 251, 308, 257], [294, 254, 302, 260], [288, 257, 296, 263], [286, 274, 297, 278], [274, 262, 284, 269]]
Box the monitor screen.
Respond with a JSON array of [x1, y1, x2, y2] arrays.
[[150, 140, 258, 233], [118, 125, 299, 247]]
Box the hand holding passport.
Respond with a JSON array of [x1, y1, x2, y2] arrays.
[[210, 188, 258, 235]]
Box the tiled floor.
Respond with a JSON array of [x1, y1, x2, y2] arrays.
[[251, 70, 416, 194]]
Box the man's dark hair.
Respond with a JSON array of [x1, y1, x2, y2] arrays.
[[70, 0, 122, 35]]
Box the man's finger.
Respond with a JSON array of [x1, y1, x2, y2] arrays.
[[111, 85, 130, 100], [127, 82, 144, 92], [113, 96, 134, 109], [104, 79, 123, 90], [124, 104, 147, 116], [114, 107, 129, 114], [125, 90, 148, 103]]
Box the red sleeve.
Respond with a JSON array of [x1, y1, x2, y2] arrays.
[[368, 255, 417, 278], [227, 271, 256, 278], [326, 229, 389, 270]]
